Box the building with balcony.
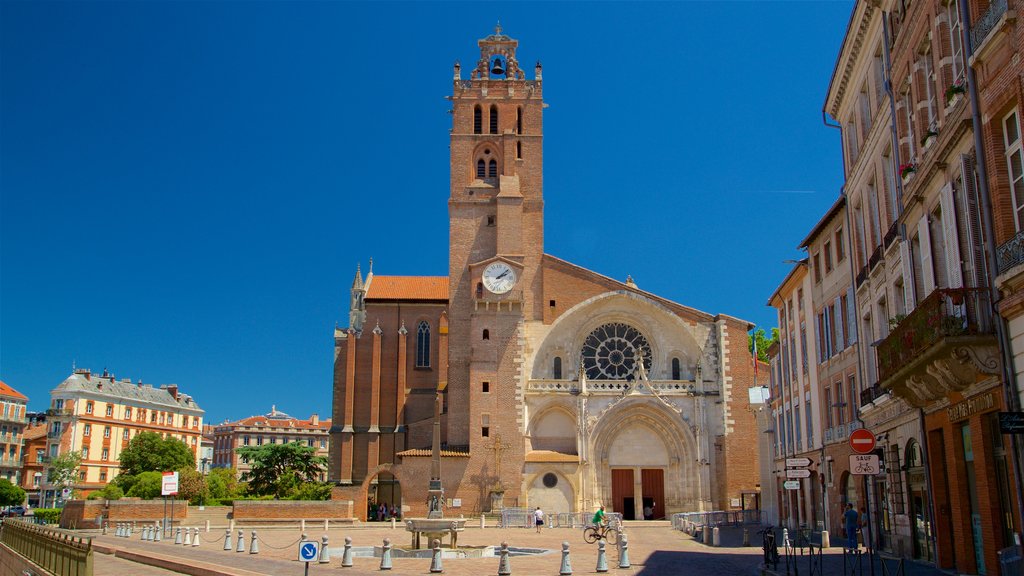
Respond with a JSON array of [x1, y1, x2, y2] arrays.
[[43, 368, 205, 505], [19, 424, 47, 507], [212, 407, 329, 480], [0, 380, 29, 485]]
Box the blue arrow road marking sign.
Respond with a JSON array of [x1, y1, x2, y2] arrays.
[[299, 541, 320, 562]]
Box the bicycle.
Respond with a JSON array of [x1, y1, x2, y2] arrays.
[[583, 523, 619, 545]]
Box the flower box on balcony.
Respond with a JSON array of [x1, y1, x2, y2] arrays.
[[900, 162, 917, 185], [922, 131, 938, 150]]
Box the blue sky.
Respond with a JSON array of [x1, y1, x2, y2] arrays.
[[1, 1, 852, 424]]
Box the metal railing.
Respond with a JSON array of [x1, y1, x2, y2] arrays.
[[0, 518, 93, 576], [499, 508, 621, 529], [860, 384, 885, 407], [876, 287, 993, 383], [671, 510, 761, 532], [971, 0, 1008, 52], [997, 229, 1024, 275]]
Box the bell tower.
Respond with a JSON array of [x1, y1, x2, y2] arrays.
[[446, 25, 544, 465]]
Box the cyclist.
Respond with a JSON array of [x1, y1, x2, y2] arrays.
[[592, 505, 606, 527]]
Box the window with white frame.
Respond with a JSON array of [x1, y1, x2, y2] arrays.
[[1004, 110, 1024, 231], [859, 87, 872, 140], [948, 0, 964, 84], [921, 52, 936, 131], [903, 91, 917, 159]]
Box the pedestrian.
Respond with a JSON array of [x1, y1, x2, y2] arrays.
[[843, 504, 860, 550], [534, 507, 544, 533], [643, 502, 654, 520]]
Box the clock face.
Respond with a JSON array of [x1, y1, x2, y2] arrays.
[[482, 262, 517, 294]]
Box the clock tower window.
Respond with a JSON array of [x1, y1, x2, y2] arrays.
[[553, 357, 563, 379], [516, 107, 523, 134], [482, 329, 490, 340], [474, 105, 482, 134], [489, 105, 499, 134], [477, 159, 486, 178], [488, 159, 497, 178]]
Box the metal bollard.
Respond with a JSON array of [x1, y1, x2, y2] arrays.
[[142, 525, 149, 541], [236, 529, 246, 552], [596, 540, 608, 573], [319, 535, 330, 563], [206, 519, 210, 533], [618, 533, 631, 569], [341, 536, 354, 568], [324, 519, 329, 532], [743, 528, 750, 546], [183, 527, 192, 546], [223, 529, 232, 551], [429, 539, 443, 573], [497, 541, 511, 576], [782, 528, 790, 548], [821, 530, 830, 548], [703, 525, 712, 545], [559, 541, 573, 575], [380, 537, 393, 570], [250, 530, 259, 554], [481, 514, 486, 529], [713, 526, 720, 547], [174, 527, 182, 545], [192, 527, 200, 547], [300, 519, 306, 532]]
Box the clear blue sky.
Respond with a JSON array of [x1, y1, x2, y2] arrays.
[[1, 1, 852, 424]]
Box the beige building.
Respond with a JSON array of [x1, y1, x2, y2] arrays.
[[0, 380, 29, 485], [44, 368, 204, 504], [212, 407, 329, 480]]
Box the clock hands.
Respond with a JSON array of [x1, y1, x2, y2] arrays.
[[495, 270, 509, 280]]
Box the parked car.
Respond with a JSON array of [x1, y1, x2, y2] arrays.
[[1, 506, 27, 517]]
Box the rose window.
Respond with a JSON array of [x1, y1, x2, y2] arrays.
[[581, 323, 652, 380]]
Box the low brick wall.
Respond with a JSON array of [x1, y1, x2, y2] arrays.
[[59, 499, 106, 529], [232, 500, 353, 520], [107, 499, 188, 522]]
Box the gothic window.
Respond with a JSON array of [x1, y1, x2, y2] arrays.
[[488, 159, 497, 178], [581, 323, 652, 380], [477, 159, 486, 178], [489, 105, 499, 134], [517, 107, 523, 134], [416, 321, 431, 368], [553, 357, 562, 379], [671, 358, 681, 380], [474, 105, 482, 134]]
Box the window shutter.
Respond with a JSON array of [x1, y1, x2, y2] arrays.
[[900, 240, 917, 310], [834, 298, 844, 351], [960, 154, 987, 287], [847, 287, 858, 344], [919, 215, 936, 295], [940, 183, 964, 288]]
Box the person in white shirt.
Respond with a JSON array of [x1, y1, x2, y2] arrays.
[[534, 507, 545, 533]]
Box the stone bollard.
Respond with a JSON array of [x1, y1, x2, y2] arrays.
[[324, 519, 330, 532], [782, 528, 790, 549], [102, 522, 107, 536], [497, 541, 512, 575], [154, 524, 162, 543], [390, 517, 396, 529], [183, 527, 192, 546], [618, 533, 631, 569], [236, 529, 245, 552], [380, 538, 393, 570], [192, 528, 200, 547], [319, 535, 330, 563], [229, 519, 235, 533], [206, 519, 210, 533], [559, 541, 573, 576], [596, 540, 608, 573], [174, 527, 182, 545], [429, 539, 443, 573], [223, 529, 233, 551], [341, 536, 354, 568], [703, 525, 712, 545], [250, 530, 259, 554], [300, 519, 306, 533], [713, 527, 720, 547], [141, 525, 149, 541], [821, 530, 830, 548], [743, 528, 750, 547], [481, 514, 486, 529]]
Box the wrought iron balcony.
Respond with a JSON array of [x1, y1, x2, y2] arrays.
[[44, 408, 74, 417], [856, 265, 869, 288], [997, 229, 1024, 275], [860, 384, 886, 407], [876, 287, 1000, 407], [971, 0, 1009, 52], [868, 245, 884, 271], [884, 222, 899, 249]]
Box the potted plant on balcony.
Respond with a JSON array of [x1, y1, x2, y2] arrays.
[[945, 78, 966, 107], [921, 129, 938, 149], [899, 162, 917, 184]]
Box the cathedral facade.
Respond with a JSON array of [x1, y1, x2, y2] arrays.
[[330, 29, 761, 520]]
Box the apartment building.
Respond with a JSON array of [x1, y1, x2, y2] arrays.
[[767, 260, 822, 530], [19, 424, 46, 507], [44, 368, 204, 504], [212, 407, 329, 480], [0, 380, 29, 485]]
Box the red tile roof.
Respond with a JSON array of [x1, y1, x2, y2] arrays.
[[365, 276, 448, 301], [227, 415, 331, 430], [0, 380, 27, 401]]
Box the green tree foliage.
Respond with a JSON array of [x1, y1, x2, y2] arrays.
[[177, 468, 208, 505], [32, 508, 61, 524], [126, 471, 163, 499], [236, 442, 327, 498], [86, 484, 124, 501], [0, 478, 26, 507], [748, 327, 780, 363], [47, 451, 83, 497], [207, 467, 241, 499], [118, 431, 195, 477]]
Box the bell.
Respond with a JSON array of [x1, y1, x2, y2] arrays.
[[490, 57, 505, 76]]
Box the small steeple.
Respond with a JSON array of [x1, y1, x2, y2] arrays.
[[349, 261, 368, 332], [352, 263, 363, 290]]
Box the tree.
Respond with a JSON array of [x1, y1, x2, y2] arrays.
[[177, 467, 208, 505], [748, 327, 780, 363], [118, 432, 195, 477], [86, 483, 123, 500], [208, 467, 241, 499], [0, 478, 26, 507], [47, 451, 83, 500], [236, 442, 327, 498], [126, 471, 162, 499]]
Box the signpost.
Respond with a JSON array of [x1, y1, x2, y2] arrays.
[[298, 538, 320, 576], [849, 428, 878, 576], [849, 428, 877, 454], [786, 468, 811, 479], [786, 457, 812, 468], [850, 454, 880, 475], [161, 471, 179, 538], [783, 480, 800, 490]]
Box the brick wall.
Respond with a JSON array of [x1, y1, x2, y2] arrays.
[[232, 500, 353, 520], [107, 499, 188, 521], [0, 542, 48, 576], [58, 499, 106, 528]]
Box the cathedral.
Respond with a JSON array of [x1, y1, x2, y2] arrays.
[[330, 28, 761, 520]]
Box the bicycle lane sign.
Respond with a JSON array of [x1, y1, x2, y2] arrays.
[[850, 453, 880, 475]]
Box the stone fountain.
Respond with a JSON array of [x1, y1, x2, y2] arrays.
[[405, 391, 466, 549]]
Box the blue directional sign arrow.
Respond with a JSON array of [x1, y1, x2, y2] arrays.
[[298, 541, 320, 562]]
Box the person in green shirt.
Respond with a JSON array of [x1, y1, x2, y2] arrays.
[[592, 505, 606, 527]]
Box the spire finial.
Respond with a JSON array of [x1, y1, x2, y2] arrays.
[[368, 257, 374, 275], [495, 20, 502, 35]]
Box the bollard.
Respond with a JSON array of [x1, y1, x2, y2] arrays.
[[341, 536, 354, 568], [229, 519, 235, 533], [224, 529, 233, 551], [743, 528, 750, 546], [174, 527, 182, 545], [154, 524, 162, 543], [300, 519, 306, 533], [821, 530, 830, 548], [250, 530, 259, 554], [497, 541, 511, 576], [713, 526, 720, 547], [481, 514, 486, 529], [142, 526, 149, 541], [782, 528, 790, 549], [617, 533, 631, 569], [319, 535, 330, 563], [325, 519, 330, 532], [183, 527, 192, 546], [236, 529, 245, 552], [596, 540, 608, 573], [102, 522, 107, 536], [115, 523, 121, 538], [380, 537, 393, 570], [192, 528, 200, 548], [429, 539, 443, 573], [391, 517, 396, 529], [703, 525, 712, 545], [559, 541, 573, 575], [206, 519, 211, 533]]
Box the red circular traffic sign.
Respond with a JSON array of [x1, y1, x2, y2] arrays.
[[849, 428, 876, 454]]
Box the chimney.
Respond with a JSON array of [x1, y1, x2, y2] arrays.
[[137, 379, 143, 388], [167, 385, 179, 400], [84, 370, 91, 381], [311, 413, 319, 426]]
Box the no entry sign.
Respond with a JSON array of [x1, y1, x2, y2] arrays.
[[849, 428, 876, 454]]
